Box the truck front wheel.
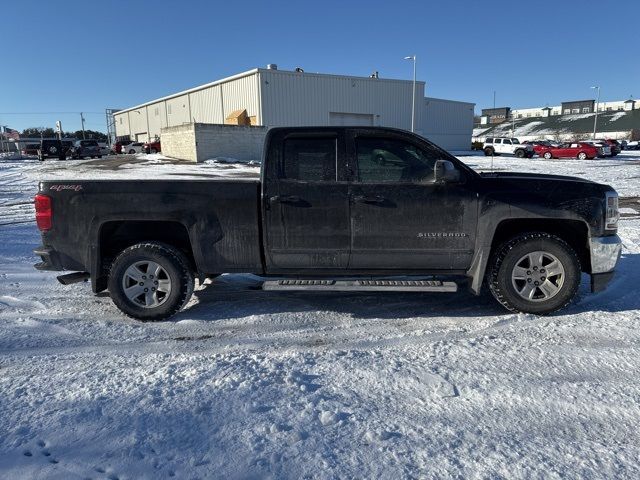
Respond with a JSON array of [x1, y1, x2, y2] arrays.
[[108, 242, 194, 321], [483, 147, 494, 156], [488, 233, 580, 315]]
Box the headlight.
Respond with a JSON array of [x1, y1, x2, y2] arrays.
[[605, 191, 619, 231]]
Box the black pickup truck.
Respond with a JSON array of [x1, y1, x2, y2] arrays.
[[34, 127, 622, 320]]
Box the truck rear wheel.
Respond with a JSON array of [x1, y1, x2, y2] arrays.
[[484, 147, 494, 156], [108, 242, 194, 321], [515, 149, 525, 158], [488, 233, 580, 315]]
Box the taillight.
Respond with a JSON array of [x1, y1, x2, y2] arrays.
[[35, 194, 52, 231]]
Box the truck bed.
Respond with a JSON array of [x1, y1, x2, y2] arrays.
[[37, 155, 262, 181], [38, 177, 264, 285]]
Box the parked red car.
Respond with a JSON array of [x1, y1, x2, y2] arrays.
[[523, 140, 554, 156], [143, 139, 161, 154], [538, 142, 599, 160]]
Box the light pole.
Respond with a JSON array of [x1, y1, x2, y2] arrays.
[[80, 112, 86, 139], [404, 55, 416, 132], [591, 86, 600, 139]]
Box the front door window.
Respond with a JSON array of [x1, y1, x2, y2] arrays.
[[355, 137, 436, 184]]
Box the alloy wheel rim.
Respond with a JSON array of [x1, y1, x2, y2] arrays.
[[122, 261, 172, 308], [511, 251, 565, 302]]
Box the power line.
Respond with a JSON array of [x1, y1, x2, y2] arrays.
[[0, 111, 105, 115]]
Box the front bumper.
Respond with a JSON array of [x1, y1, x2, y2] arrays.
[[589, 235, 621, 292], [589, 235, 622, 273]]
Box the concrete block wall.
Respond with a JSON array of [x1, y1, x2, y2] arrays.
[[161, 123, 267, 162], [161, 124, 197, 162], [194, 124, 267, 162]]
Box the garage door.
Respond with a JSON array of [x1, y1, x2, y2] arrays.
[[329, 112, 374, 126]]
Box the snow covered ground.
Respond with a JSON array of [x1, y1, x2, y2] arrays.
[[1, 152, 640, 479], [455, 150, 640, 198]]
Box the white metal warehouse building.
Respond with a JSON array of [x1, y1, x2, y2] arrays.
[[114, 66, 474, 151]]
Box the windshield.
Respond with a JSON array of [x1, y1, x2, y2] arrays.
[[511, 138, 520, 144]]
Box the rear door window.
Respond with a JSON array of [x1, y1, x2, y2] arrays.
[[282, 137, 337, 182]]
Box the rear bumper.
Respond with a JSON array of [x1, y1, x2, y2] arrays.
[[33, 246, 64, 271]]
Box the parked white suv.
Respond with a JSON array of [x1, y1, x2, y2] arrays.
[[483, 137, 534, 158]]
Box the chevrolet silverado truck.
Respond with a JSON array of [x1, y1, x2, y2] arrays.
[[34, 127, 622, 320]]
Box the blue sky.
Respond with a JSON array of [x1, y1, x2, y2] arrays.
[[1, 0, 638, 133]]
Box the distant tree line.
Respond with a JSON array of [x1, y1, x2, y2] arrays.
[[20, 127, 107, 141]]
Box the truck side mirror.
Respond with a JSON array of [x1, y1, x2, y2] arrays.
[[434, 159, 461, 183]]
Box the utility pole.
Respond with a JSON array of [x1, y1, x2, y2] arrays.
[[591, 86, 601, 139], [80, 112, 86, 139], [404, 55, 417, 133], [493, 90, 496, 109]]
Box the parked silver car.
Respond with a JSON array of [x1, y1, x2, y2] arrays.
[[123, 142, 145, 154], [70, 140, 101, 159]]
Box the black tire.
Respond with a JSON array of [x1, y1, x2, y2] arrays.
[[487, 232, 581, 315], [515, 149, 525, 158], [150, 148, 157, 154], [108, 242, 194, 321], [483, 147, 494, 156], [129, 149, 135, 154], [543, 152, 553, 159]]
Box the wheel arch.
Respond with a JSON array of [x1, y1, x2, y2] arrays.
[[93, 220, 196, 292], [489, 218, 590, 272], [467, 217, 590, 295]]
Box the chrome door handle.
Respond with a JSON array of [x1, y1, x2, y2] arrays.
[[353, 194, 385, 204], [270, 195, 301, 204]]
